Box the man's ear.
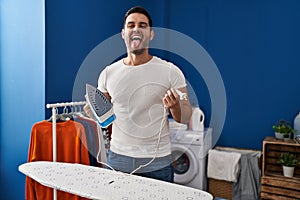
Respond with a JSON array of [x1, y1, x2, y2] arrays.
[[121, 29, 125, 39], [150, 30, 154, 41]]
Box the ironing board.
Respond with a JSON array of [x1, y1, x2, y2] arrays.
[[19, 161, 213, 200]]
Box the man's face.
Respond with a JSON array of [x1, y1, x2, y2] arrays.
[[122, 13, 154, 55]]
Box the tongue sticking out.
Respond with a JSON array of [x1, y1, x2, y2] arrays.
[[132, 39, 141, 49]]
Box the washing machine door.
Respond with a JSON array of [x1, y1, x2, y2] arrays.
[[171, 144, 198, 184]]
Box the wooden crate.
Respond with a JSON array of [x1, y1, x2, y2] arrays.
[[262, 137, 300, 177], [261, 137, 300, 199], [261, 176, 300, 199]]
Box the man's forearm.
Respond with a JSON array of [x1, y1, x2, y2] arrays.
[[170, 102, 192, 124]]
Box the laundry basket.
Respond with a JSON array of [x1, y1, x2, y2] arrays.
[[208, 178, 233, 199], [207, 146, 262, 200]]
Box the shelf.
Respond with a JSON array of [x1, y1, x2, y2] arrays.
[[262, 137, 300, 177], [261, 137, 300, 199], [264, 170, 300, 181], [261, 176, 300, 199], [264, 137, 300, 146]]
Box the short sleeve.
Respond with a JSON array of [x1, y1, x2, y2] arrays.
[[97, 67, 108, 93], [169, 63, 187, 89]]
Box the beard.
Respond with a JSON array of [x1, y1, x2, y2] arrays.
[[128, 36, 150, 55], [131, 48, 146, 55]]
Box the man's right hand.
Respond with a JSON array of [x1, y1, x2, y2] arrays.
[[83, 95, 96, 120]]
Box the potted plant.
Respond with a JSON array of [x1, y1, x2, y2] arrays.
[[278, 152, 298, 177], [272, 119, 295, 140]]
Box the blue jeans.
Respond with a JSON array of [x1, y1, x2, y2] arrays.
[[107, 150, 174, 183]]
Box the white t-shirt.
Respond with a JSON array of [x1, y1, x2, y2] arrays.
[[98, 56, 186, 158]]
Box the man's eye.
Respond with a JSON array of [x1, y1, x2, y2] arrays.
[[139, 24, 148, 29]]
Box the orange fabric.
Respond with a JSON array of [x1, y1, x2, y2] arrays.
[[26, 120, 90, 200]]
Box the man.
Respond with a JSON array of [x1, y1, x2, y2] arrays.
[[85, 6, 192, 182]]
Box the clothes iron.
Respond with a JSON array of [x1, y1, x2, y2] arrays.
[[86, 84, 115, 128]]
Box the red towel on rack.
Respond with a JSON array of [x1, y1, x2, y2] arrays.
[[26, 120, 90, 200]]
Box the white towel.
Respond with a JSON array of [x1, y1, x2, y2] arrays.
[[207, 149, 241, 182]]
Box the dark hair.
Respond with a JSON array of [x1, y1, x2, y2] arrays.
[[123, 6, 152, 28]]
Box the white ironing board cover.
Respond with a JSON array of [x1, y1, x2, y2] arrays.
[[19, 161, 213, 200]]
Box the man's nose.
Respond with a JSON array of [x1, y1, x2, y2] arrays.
[[133, 26, 140, 32]]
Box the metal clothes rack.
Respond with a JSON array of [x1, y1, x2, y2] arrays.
[[46, 101, 86, 200]]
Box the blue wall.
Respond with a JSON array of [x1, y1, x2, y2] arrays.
[[1, 0, 300, 198], [45, 0, 170, 105], [46, 0, 300, 149], [0, 0, 45, 199], [203, 0, 300, 148]]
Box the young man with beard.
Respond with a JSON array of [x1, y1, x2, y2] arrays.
[[85, 6, 192, 182]]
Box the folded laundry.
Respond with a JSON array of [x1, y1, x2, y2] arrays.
[[207, 149, 241, 182]]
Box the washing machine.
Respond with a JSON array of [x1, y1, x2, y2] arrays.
[[170, 128, 212, 191]]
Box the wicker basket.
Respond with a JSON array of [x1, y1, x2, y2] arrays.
[[207, 146, 262, 199], [208, 178, 233, 199]]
